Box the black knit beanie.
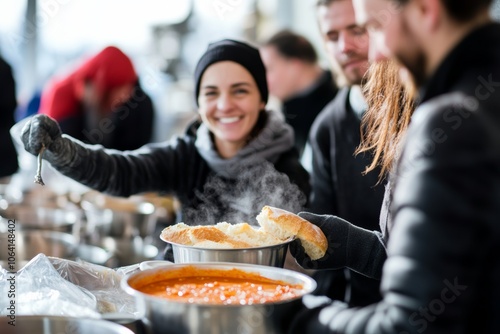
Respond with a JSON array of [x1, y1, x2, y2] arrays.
[[194, 39, 269, 106]]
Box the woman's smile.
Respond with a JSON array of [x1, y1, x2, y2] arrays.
[[217, 116, 243, 124]]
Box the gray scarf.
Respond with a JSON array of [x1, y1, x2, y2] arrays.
[[195, 111, 295, 178]]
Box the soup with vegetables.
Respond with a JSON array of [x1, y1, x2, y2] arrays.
[[130, 266, 304, 305]]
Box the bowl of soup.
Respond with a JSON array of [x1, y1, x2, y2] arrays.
[[121, 262, 316, 334]]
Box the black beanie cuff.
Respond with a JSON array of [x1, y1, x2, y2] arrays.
[[194, 39, 269, 106]]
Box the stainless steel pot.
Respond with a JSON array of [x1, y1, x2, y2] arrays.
[[0, 231, 114, 270], [121, 262, 316, 334], [2, 204, 82, 234], [97, 236, 158, 267], [79, 194, 159, 267], [81, 199, 156, 241], [164, 238, 293, 268], [0, 316, 134, 334]]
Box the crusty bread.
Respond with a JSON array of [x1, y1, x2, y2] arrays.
[[160, 222, 283, 249], [216, 222, 283, 246], [256, 206, 328, 260], [160, 207, 328, 259], [256, 206, 301, 240], [160, 223, 192, 245]]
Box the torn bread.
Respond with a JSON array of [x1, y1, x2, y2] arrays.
[[256, 206, 328, 260], [160, 222, 283, 249]]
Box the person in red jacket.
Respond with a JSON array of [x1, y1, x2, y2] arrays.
[[38, 46, 154, 150]]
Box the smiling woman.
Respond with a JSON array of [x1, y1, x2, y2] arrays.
[[197, 62, 263, 158], [20, 38, 311, 261], [195, 40, 269, 159]]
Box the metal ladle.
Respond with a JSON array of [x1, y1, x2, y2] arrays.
[[34, 145, 46, 186]]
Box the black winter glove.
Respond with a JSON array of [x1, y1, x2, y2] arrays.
[[21, 114, 80, 169], [19, 114, 148, 197], [290, 212, 350, 270], [22, 114, 62, 156], [290, 212, 387, 279]]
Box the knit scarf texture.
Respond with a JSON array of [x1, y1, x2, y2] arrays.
[[195, 111, 294, 178]]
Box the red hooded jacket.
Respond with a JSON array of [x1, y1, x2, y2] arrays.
[[39, 46, 138, 120]]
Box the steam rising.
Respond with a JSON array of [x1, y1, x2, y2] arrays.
[[182, 161, 306, 226]]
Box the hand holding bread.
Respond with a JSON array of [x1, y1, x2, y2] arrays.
[[256, 206, 328, 260]]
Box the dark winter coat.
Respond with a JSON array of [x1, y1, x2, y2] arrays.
[[291, 22, 500, 334]]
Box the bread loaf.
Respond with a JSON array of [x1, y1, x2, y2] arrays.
[[160, 206, 328, 261], [256, 206, 328, 260], [160, 222, 282, 248]]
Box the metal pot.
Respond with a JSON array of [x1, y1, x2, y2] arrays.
[[163, 238, 293, 268], [97, 236, 158, 267], [81, 198, 157, 241], [0, 231, 114, 271], [0, 316, 134, 334], [2, 204, 82, 234], [121, 262, 316, 334]]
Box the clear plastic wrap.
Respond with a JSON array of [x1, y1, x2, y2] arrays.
[[0, 254, 100, 318], [0, 253, 140, 318], [49, 256, 138, 314]]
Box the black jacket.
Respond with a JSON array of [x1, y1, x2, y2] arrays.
[[307, 87, 386, 306], [50, 117, 310, 226], [308, 87, 384, 230], [290, 23, 500, 334], [283, 70, 337, 156], [0, 57, 19, 178]]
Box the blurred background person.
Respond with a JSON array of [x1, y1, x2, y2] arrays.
[[0, 55, 19, 181], [38, 46, 154, 151], [260, 30, 338, 158], [305, 0, 386, 307]]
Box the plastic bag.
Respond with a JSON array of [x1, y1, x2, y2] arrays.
[[48, 256, 138, 314], [0, 254, 100, 318]]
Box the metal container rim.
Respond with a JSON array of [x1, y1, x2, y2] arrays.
[[121, 261, 317, 307], [161, 236, 295, 251], [0, 315, 134, 334]]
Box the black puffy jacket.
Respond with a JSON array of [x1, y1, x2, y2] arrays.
[[290, 22, 500, 334]]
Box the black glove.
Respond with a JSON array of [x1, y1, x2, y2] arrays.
[[290, 212, 351, 270], [19, 113, 139, 197], [21, 114, 82, 169], [21, 114, 62, 157], [291, 212, 387, 279]]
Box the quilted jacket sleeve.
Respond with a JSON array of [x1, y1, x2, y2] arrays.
[[289, 93, 500, 333], [54, 136, 203, 197]]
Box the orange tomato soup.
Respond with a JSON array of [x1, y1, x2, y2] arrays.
[[130, 266, 304, 305]]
